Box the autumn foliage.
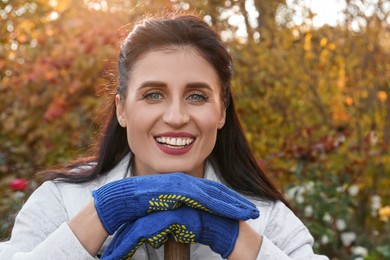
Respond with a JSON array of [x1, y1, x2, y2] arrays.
[[1, 0, 389, 258]]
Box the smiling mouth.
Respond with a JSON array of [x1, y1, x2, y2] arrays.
[[155, 137, 195, 149]]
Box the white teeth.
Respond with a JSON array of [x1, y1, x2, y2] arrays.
[[155, 137, 194, 147]]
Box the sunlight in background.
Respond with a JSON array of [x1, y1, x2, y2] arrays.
[[227, 0, 349, 39], [289, 0, 390, 30], [294, 0, 346, 27]]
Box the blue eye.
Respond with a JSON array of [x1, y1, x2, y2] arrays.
[[144, 91, 163, 101], [188, 92, 208, 103]]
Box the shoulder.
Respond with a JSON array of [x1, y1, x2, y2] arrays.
[[42, 155, 131, 218], [22, 181, 64, 210], [204, 164, 305, 235], [16, 180, 90, 223], [247, 200, 328, 258], [247, 199, 308, 239]]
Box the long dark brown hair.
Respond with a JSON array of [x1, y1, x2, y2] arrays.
[[41, 13, 289, 206]]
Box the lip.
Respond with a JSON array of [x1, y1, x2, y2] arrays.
[[154, 132, 195, 155], [156, 142, 194, 155]]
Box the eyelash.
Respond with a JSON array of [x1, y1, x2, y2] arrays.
[[142, 90, 208, 103], [187, 91, 208, 103], [143, 90, 164, 101]]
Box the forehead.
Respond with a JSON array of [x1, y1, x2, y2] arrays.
[[128, 45, 220, 89]]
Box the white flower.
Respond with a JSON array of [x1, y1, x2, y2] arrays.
[[341, 232, 356, 246], [304, 181, 314, 192], [336, 184, 348, 193], [296, 194, 305, 204], [371, 195, 382, 216], [285, 186, 298, 201], [336, 135, 346, 143], [348, 185, 359, 196], [352, 246, 368, 257], [369, 131, 378, 145], [13, 191, 25, 200], [371, 195, 382, 210], [322, 213, 332, 223], [336, 218, 347, 231], [304, 205, 313, 217], [285, 185, 305, 204], [321, 235, 329, 245]]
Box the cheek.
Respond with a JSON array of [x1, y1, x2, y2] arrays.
[[194, 109, 222, 137], [124, 103, 159, 125], [123, 105, 155, 146], [201, 106, 223, 127]]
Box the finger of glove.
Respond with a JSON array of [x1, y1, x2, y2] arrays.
[[159, 173, 256, 209], [185, 194, 257, 220], [93, 178, 139, 234], [198, 210, 239, 258], [102, 223, 145, 260], [169, 174, 256, 214], [139, 184, 258, 220], [180, 183, 259, 220], [141, 209, 200, 246], [149, 206, 237, 258], [102, 214, 172, 260], [133, 172, 255, 211], [103, 210, 196, 260], [135, 208, 202, 247], [138, 173, 259, 219], [194, 178, 253, 206]]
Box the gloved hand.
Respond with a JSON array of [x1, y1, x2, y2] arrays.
[[93, 172, 259, 234], [102, 206, 243, 260]]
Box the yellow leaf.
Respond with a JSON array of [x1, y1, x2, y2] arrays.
[[320, 37, 328, 47], [304, 33, 312, 51], [379, 206, 390, 222], [345, 97, 354, 106], [328, 43, 336, 50], [377, 91, 387, 102], [360, 90, 368, 99]]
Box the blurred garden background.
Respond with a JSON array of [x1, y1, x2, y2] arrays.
[[0, 0, 389, 258]]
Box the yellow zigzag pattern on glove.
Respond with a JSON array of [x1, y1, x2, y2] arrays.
[[147, 194, 210, 213], [148, 223, 196, 248], [121, 238, 145, 260], [120, 224, 196, 260]]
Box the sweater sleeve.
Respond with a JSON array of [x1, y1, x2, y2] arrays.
[[0, 181, 96, 260], [254, 201, 328, 260]]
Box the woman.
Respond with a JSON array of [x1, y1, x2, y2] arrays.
[[0, 14, 328, 259]]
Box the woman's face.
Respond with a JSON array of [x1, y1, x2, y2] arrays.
[[116, 46, 226, 177]]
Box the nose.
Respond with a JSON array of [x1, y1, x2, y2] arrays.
[[162, 100, 190, 128]]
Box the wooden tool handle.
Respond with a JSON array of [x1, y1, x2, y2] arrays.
[[164, 240, 190, 260]]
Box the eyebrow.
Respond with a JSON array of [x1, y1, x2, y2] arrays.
[[139, 81, 213, 91]]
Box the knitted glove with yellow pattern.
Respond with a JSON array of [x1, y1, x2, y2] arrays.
[[93, 172, 259, 234], [101, 206, 242, 260]]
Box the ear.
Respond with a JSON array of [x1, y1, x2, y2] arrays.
[[218, 109, 226, 129], [115, 94, 126, 127]]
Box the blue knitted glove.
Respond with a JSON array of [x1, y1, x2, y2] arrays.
[[102, 206, 242, 260], [93, 172, 259, 234]]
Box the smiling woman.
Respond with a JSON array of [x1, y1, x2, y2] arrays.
[[0, 13, 328, 260], [116, 47, 225, 178]]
